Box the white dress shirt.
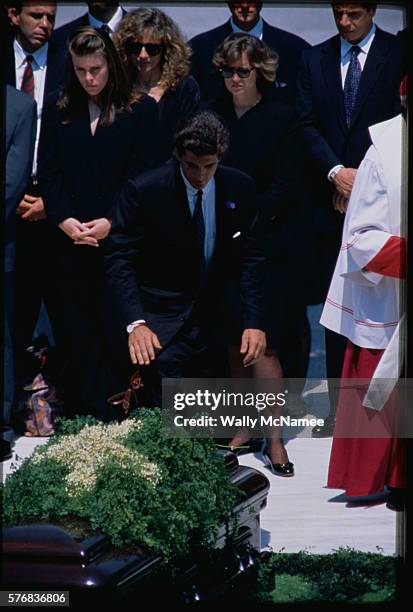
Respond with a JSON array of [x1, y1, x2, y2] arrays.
[[230, 16, 264, 40], [88, 6, 124, 34], [180, 167, 216, 266], [340, 24, 376, 86], [14, 38, 48, 176]]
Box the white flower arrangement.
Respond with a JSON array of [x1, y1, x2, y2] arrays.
[[31, 418, 161, 497]]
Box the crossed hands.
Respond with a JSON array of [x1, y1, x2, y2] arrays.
[[58, 217, 111, 247], [332, 167, 357, 214]]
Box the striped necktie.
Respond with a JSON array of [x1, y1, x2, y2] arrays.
[[193, 189, 206, 268], [343, 45, 362, 127], [21, 55, 35, 97]]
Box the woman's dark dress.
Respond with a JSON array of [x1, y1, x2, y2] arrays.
[[156, 75, 200, 164], [206, 95, 309, 376], [38, 94, 159, 419]]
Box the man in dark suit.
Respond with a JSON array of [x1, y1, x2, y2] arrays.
[[3, 85, 37, 441], [104, 112, 267, 406], [190, 1, 310, 103], [295, 3, 403, 436], [5, 1, 67, 411], [53, 1, 126, 46]]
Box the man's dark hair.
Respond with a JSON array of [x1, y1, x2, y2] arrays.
[[175, 112, 230, 158], [227, 1, 263, 8], [7, 1, 57, 13], [331, 3, 377, 11]]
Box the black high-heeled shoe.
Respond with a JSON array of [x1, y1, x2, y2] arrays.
[[261, 441, 295, 477]]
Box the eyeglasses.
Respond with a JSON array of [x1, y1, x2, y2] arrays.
[[126, 42, 163, 56], [220, 66, 256, 79]]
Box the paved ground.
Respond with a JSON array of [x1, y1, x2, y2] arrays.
[[239, 380, 397, 556], [2, 307, 397, 556]]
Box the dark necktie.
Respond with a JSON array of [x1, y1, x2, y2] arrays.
[[343, 45, 362, 127], [193, 190, 205, 268], [99, 24, 112, 37], [21, 55, 34, 97]]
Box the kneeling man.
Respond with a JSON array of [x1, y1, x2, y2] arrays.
[[104, 111, 266, 405]]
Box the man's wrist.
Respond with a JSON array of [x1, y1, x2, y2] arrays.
[[328, 165, 344, 182], [126, 320, 147, 334]]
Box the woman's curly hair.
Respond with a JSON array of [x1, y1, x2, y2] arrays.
[[212, 33, 278, 95], [114, 8, 192, 93]]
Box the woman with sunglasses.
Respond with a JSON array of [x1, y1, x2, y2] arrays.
[[114, 8, 200, 165], [206, 33, 308, 476], [38, 27, 159, 420]]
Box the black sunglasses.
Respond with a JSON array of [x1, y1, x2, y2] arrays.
[[220, 66, 256, 79], [126, 42, 163, 56]]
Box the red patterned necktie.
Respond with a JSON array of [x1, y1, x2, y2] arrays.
[[21, 55, 35, 97]]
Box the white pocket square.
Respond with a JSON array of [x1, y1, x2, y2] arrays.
[[232, 231, 241, 239]]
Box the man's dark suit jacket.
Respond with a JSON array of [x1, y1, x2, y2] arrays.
[[295, 26, 402, 232], [104, 161, 266, 348], [190, 19, 310, 103], [53, 7, 128, 50], [5, 86, 37, 272]]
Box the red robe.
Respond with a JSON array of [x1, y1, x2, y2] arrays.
[[327, 237, 406, 496]]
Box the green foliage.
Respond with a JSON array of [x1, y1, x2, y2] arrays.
[[3, 457, 71, 525], [3, 408, 238, 565], [253, 548, 398, 603], [54, 414, 101, 436]]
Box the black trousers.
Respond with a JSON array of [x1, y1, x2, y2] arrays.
[[3, 272, 14, 426], [13, 217, 67, 388], [314, 227, 348, 418], [139, 319, 229, 409]]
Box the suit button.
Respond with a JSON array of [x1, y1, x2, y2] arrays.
[[180, 316, 187, 321]]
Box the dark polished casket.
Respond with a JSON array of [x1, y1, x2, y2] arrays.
[[2, 450, 270, 605]]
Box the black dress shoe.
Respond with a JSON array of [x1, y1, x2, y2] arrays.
[[386, 488, 406, 511], [1, 439, 12, 462], [261, 442, 294, 477], [312, 417, 335, 438]]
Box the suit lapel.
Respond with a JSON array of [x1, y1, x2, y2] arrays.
[[67, 103, 109, 190], [45, 41, 66, 97], [350, 28, 391, 129], [5, 42, 17, 87], [321, 36, 347, 135], [213, 170, 225, 258], [173, 161, 194, 229], [211, 168, 237, 263], [172, 162, 204, 267]]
